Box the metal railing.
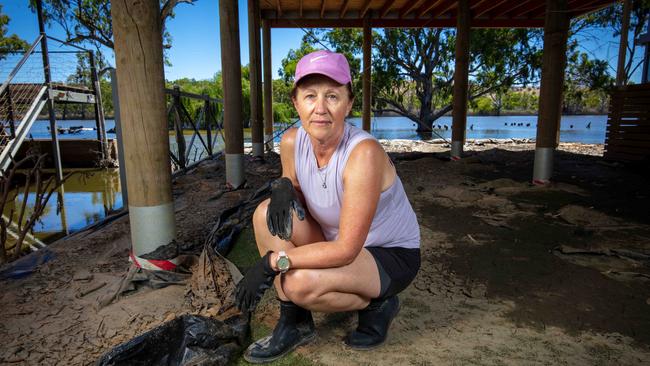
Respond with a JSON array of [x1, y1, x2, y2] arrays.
[[0, 36, 46, 150], [165, 86, 224, 171]]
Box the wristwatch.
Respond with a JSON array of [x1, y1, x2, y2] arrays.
[[276, 251, 291, 273]]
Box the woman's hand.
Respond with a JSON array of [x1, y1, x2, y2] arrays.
[[266, 177, 305, 241], [235, 251, 278, 313]]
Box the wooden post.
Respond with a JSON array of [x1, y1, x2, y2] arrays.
[[533, 0, 570, 184], [451, 0, 470, 160], [111, 0, 176, 258], [263, 19, 274, 150], [172, 86, 187, 169], [204, 99, 214, 156], [108, 68, 128, 207], [220, 0, 245, 188], [248, 0, 264, 157], [362, 16, 372, 132], [616, 0, 631, 86]]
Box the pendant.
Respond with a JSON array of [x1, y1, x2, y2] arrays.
[[322, 181, 327, 189]]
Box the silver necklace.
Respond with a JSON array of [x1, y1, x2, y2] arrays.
[[318, 169, 327, 189]]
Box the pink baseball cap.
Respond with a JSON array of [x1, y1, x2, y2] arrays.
[[294, 50, 352, 85]]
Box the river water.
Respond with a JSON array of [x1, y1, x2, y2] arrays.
[[28, 114, 607, 143], [5, 114, 606, 247]]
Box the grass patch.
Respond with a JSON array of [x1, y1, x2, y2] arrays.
[[226, 226, 262, 273], [226, 227, 318, 366]]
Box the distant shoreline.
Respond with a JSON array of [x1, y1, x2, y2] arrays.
[[371, 110, 607, 117]]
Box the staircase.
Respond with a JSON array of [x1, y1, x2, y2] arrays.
[[0, 35, 97, 176], [0, 84, 48, 174]]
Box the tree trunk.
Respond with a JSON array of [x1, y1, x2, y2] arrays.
[[416, 78, 434, 132]]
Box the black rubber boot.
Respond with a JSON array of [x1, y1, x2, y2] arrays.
[[244, 301, 316, 363], [344, 295, 400, 350]]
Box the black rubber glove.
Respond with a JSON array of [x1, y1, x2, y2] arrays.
[[266, 177, 305, 241], [235, 251, 278, 313]]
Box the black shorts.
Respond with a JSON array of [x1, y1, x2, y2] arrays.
[[366, 246, 420, 298]]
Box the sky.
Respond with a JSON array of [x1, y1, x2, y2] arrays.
[[2, 0, 644, 83]]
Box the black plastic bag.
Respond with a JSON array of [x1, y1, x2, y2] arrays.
[[97, 314, 248, 366]]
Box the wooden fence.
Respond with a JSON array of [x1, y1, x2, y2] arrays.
[[604, 84, 650, 162]]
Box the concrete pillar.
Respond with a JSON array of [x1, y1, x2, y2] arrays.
[[263, 20, 274, 150], [616, 0, 631, 86], [533, 0, 570, 184], [450, 0, 470, 160], [362, 16, 372, 132], [111, 0, 176, 258], [220, 0, 245, 188], [248, 0, 264, 157]]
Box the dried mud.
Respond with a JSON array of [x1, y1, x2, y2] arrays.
[[2, 139, 650, 365]]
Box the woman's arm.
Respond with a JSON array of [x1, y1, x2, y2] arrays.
[[279, 128, 308, 201], [270, 139, 394, 270]]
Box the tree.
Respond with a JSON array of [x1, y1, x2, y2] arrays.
[[563, 51, 614, 113], [0, 5, 29, 59], [572, 0, 650, 84], [293, 28, 542, 133], [280, 30, 365, 112], [29, 0, 197, 67]]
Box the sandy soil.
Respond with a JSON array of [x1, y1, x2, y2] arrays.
[[1, 139, 649, 365]]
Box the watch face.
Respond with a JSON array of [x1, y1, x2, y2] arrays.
[[277, 257, 290, 271]]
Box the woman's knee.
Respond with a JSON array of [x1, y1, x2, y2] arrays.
[[282, 269, 320, 306], [253, 199, 270, 232]]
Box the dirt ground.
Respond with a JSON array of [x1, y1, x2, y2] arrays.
[[1, 138, 649, 365]]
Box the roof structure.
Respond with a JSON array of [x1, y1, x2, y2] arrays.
[[260, 0, 615, 28]]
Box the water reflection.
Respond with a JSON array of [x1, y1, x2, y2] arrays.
[[3, 169, 123, 244]]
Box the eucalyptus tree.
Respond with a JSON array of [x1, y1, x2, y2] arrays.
[[373, 28, 542, 132], [0, 5, 29, 59], [29, 0, 197, 70], [281, 28, 542, 132], [572, 0, 650, 84]]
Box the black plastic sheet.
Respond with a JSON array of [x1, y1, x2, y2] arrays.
[[97, 314, 248, 366]]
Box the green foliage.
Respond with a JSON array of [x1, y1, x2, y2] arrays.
[[370, 27, 544, 129], [471, 96, 494, 116], [503, 89, 538, 113], [272, 78, 293, 105], [571, 0, 650, 84], [0, 5, 29, 58], [30, 0, 196, 66], [165, 73, 223, 127], [273, 102, 295, 123], [564, 51, 614, 114]]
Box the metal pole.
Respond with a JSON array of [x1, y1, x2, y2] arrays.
[[89, 51, 108, 160], [57, 187, 69, 235], [36, 0, 63, 182], [109, 68, 128, 207]]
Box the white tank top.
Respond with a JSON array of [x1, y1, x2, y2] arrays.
[[294, 123, 420, 249]]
